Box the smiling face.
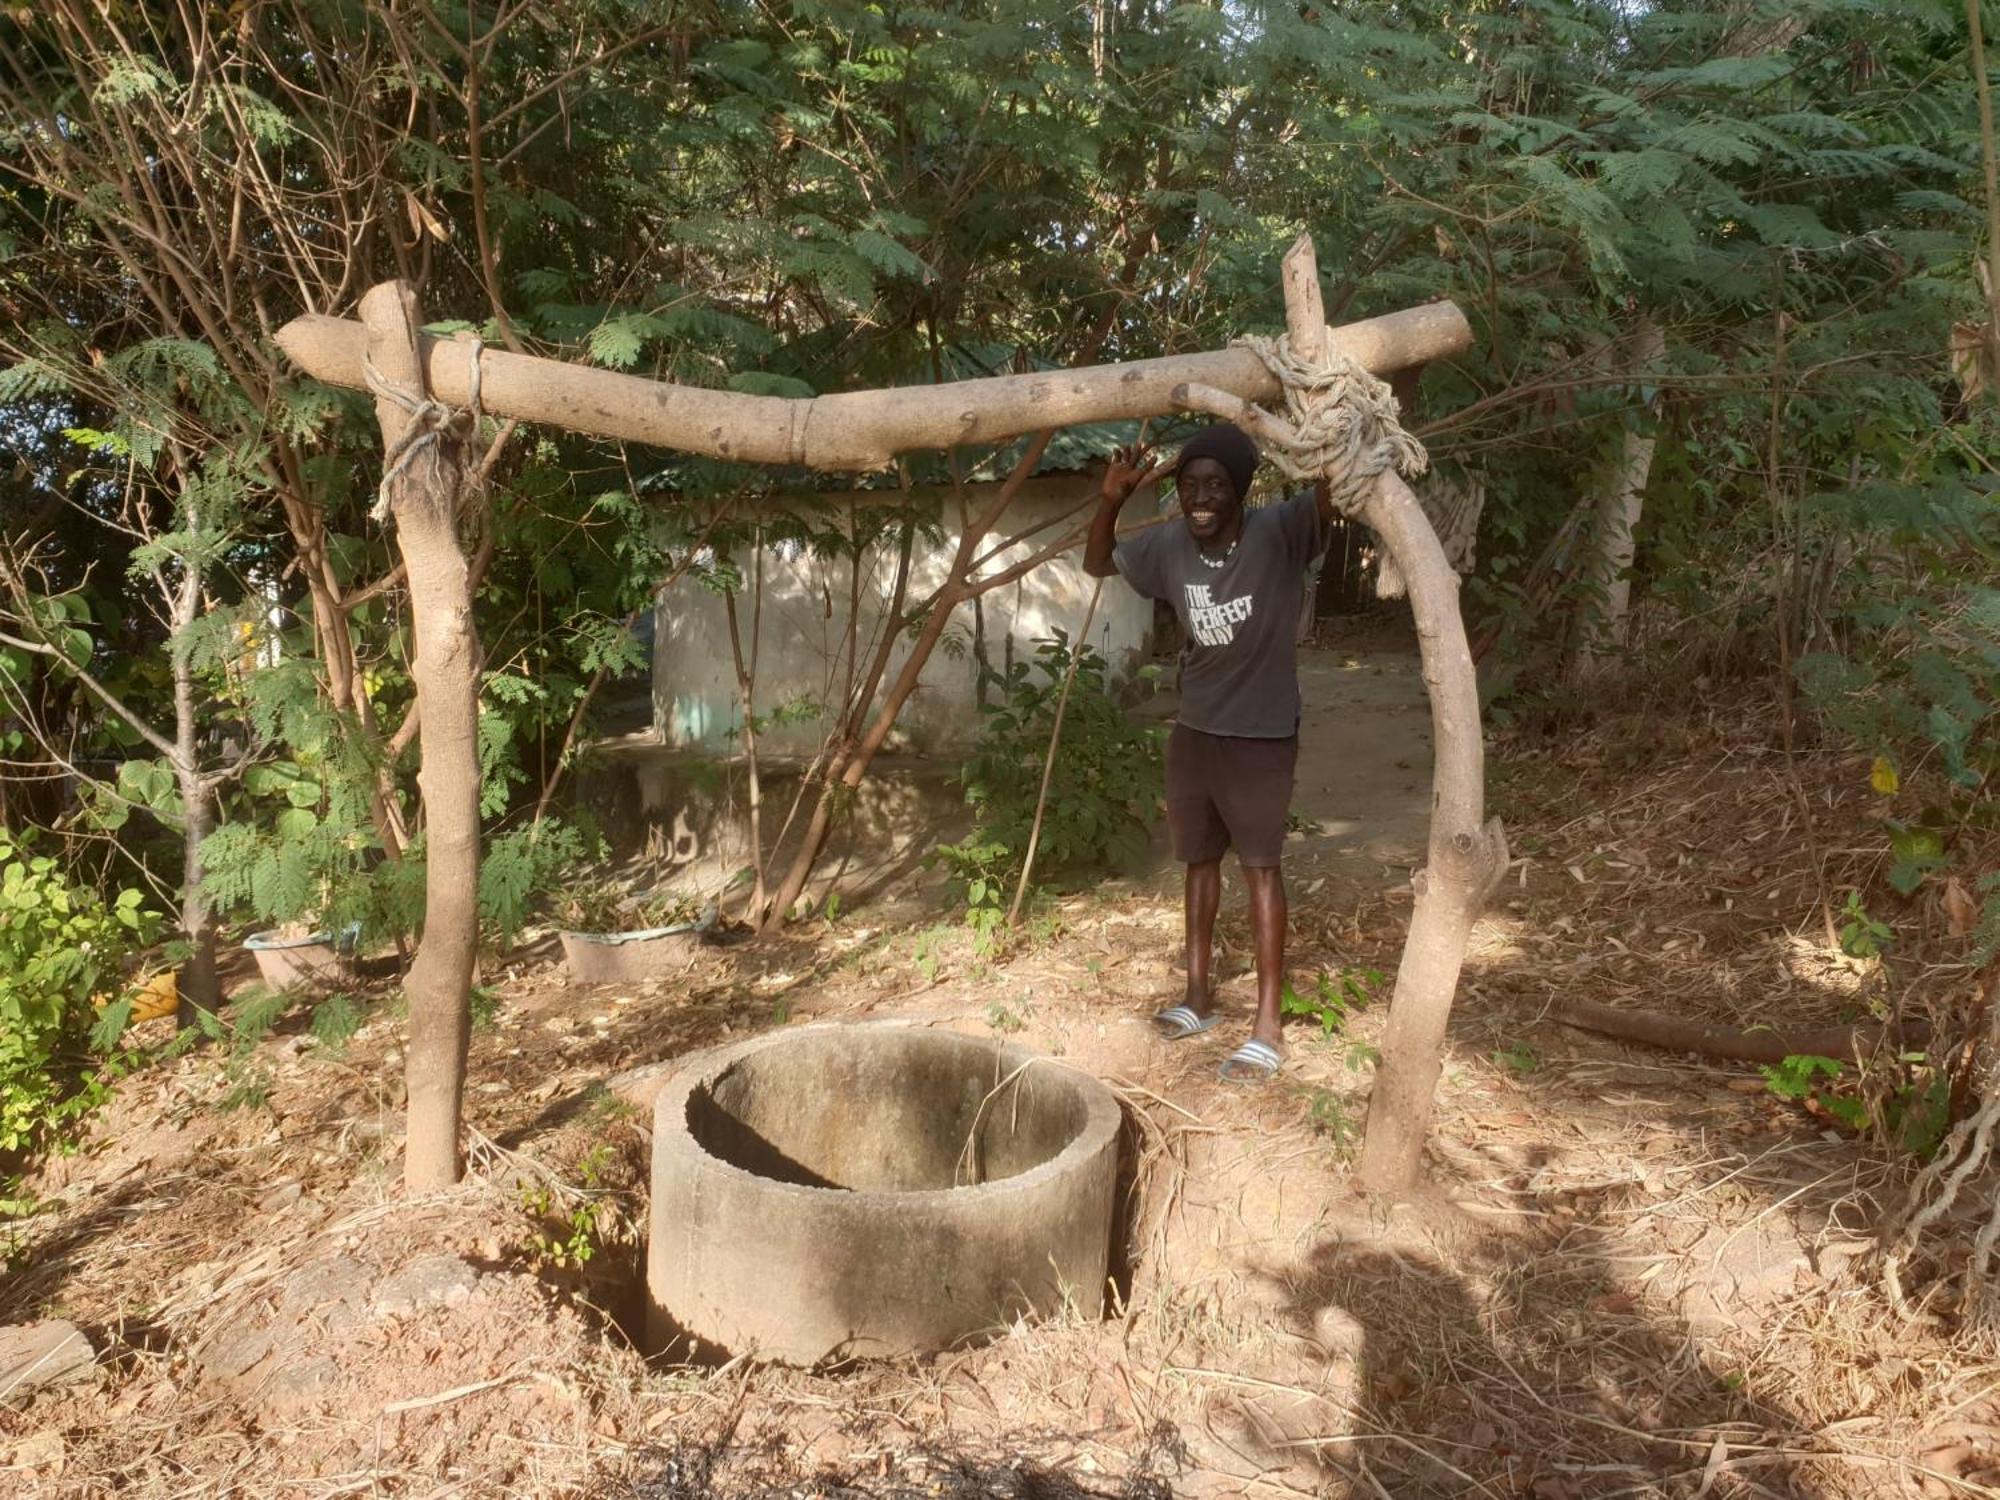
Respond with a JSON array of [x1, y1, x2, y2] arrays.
[[1176, 455, 1243, 545]]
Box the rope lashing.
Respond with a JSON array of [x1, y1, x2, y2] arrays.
[[361, 335, 485, 523], [1232, 333, 1428, 512]]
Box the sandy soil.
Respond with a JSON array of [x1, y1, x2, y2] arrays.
[[2, 640, 1995, 1498]]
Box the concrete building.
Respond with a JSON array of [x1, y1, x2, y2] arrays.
[[651, 471, 1160, 760]]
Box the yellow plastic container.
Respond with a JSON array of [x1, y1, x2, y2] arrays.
[[92, 970, 180, 1022]]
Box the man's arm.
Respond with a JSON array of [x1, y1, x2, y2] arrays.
[[1084, 443, 1159, 579], [1313, 476, 1335, 531]]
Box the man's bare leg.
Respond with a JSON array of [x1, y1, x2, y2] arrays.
[[1183, 858, 1222, 1018], [1243, 864, 1286, 1049]]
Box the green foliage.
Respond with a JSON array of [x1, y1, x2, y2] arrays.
[[910, 926, 948, 985], [308, 993, 363, 1053], [3, 0, 1990, 1175], [517, 1181, 607, 1270], [940, 634, 1163, 943], [1304, 1087, 1359, 1157], [0, 831, 161, 1175], [1836, 892, 1894, 960], [1281, 968, 1382, 1039], [1888, 1069, 1952, 1159], [1761, 1051, 1949, 1154], [1761, 1053, 1846, 1103], [934, 838, 1011, 959], [1761, 1053, 1869, 1133], [480, 823, 598, 943]]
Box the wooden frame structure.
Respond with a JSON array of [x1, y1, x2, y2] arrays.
[[278, 234, 1504, 1194]]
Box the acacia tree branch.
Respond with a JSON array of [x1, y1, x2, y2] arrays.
[[341, 562, 408, 612], [0, 626, 179, 762], [0, 667, 183, 832], [482, 27, 682, 133]]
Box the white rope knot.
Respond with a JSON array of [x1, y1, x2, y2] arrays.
[[1232, 332, 1428, 512], [361, 335, 485, 523]]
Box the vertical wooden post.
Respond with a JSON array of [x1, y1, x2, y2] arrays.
[[1272, 232, 1507, 1194], [1281, 233, 1326, 363], [359, 280, 482, 1193], [1283, 234, 1328, 641]]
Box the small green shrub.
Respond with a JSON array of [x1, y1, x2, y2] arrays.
[[1835, 892, 1893, 960], [1761, 1053, 1845, 1103], [959, 635, 1163, 879], [933, 837, 1010, 957], [309, 993, 364, 1052], [479, 821, 599, 942], [0, 832, 162, 1178], [1761, 1051, 1947, 1148], [518, 1182, 606, 1269], [1304, 1087, 1359, 1156], [1281, 967, 1382, 1038], [939, 635, 1162, 947]]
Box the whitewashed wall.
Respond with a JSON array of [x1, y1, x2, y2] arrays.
[[653, 475, 1158, 758]]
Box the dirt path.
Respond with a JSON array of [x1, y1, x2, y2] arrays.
[[1133, 629, 1434, 893], [1289, 634, 1434, 884]]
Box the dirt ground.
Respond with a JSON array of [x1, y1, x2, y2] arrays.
[[4, 637, 1998, 1498]]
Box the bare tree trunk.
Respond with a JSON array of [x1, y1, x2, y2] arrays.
[[1355, 472, 1508, 1193], [723, 538, 768, 920], [163, 558, 221, 1027], [763, 577, 964, 926], [175, 770, 220, 1021], [757, 518, 916, 929], [1566, 322, 1665, 682], [360, 281, 480, 1194]]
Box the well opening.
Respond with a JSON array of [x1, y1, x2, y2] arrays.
[[685, 1028, 1091, 1193], [649, 1022, 1123, 1365]]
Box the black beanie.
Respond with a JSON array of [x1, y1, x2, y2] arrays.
[[1174, 424, 1260, 501]]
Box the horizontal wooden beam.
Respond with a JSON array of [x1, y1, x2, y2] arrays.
[[275, 301, 1472, 472]]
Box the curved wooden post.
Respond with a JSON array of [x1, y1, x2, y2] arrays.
[[1351, 473, 1507, 1193], [1174, 232, 1504, 1194]]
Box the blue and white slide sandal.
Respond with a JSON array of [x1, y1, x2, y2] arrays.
[[1152, 1004, 1222, 1040], [1218, 1037, 1283, 1083]]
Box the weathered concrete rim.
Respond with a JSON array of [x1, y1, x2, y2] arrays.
[[652, 1019, 1124, 1203]]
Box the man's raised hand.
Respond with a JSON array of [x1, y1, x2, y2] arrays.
[[1100, 443, 1160, 510]]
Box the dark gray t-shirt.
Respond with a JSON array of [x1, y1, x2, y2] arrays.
[[1113, 492, 1325, 739]]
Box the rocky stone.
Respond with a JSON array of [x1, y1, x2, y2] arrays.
[[0, 1321, 96, 1404], [265, 1354, 339, 1404], [373, 1254, 483, 1318], [198, 1323, 275, 1381], [279, 1254, 373, 1339]]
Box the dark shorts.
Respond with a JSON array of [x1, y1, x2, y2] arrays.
[[1165, 722, 1298, 868]]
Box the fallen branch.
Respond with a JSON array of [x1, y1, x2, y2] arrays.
[[1551, 996, 1929, 1066]]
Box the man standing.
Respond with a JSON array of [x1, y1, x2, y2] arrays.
[[1083, 424, 1329, 1082]]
